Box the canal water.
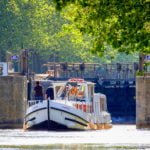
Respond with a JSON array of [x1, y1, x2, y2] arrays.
[[0, 125, 150, 149]]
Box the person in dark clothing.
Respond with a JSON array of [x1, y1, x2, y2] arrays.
[[34, 81, 43, 100], [45, 86, 54, 100]]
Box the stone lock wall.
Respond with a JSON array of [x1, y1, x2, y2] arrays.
[[0, 76, 27, 128], [136, 76, 150, 129]]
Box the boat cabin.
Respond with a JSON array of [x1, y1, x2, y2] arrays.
[[53, 78, 94, 103]]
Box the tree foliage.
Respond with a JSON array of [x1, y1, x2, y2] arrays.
[[0, 0, 140, 66], [54, 0, 150, 54], [0, 0, 95, 63]]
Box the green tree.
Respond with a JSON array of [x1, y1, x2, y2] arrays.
[[0, 0, 140, 66], [54, 0, 150, 55]]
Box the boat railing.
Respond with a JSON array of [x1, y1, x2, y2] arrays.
[[72, 101, 93, 113], [27, 100, 42, 107]]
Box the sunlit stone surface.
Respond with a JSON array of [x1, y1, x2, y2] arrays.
[[0, 76, 27, 129]]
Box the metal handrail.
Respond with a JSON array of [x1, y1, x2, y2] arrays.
[[27, 100, 42, 107]]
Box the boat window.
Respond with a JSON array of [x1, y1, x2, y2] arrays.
[[67, 82, 80, 100], [55, 82, 86, 101], [76, 85, 85, 101], [56, 86, 66, 99], [68, 85, 78, 100], [56, 82, 78, 100]]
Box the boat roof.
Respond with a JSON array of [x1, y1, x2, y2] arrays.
[[53, 78, 95, 86]]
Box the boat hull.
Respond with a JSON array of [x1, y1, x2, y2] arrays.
[[24, 100, 88, 130]]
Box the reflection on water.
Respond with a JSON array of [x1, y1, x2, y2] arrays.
[[0, 125, 150, 149]]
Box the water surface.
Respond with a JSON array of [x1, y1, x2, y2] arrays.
[[0, 125, 150, 149]]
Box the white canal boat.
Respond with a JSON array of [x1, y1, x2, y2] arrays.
[[24, 78, 112, 130]]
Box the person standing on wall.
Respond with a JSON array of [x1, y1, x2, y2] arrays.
[[34, 81, 43, 100]]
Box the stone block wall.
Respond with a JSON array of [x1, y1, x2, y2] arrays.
[[0, 76, 27, 128], [136, 76, 150, 129]]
